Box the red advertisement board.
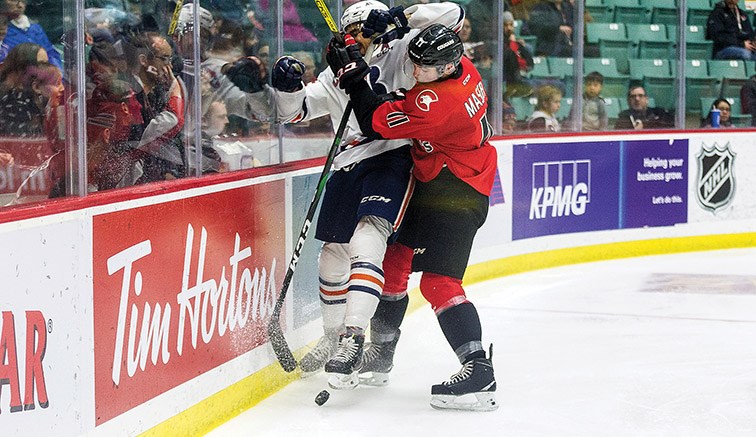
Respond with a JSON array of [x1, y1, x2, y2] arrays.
[[92, 181, 285, 424]]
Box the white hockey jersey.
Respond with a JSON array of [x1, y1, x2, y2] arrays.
[[274, 3, 465, 170]]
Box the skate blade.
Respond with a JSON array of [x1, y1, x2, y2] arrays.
[[358, 371, 390, 387], [430, 392, 498, 412], [327, 372, 360, 390]]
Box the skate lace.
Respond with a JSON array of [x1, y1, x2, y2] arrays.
[[361, 343, 383, 365], [444, 361, 474, 385], [332, 336, 360, 363]]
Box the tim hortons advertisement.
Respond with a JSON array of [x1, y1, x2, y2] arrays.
[[92, 182, 285, 424], [1, 219, 88, 435]]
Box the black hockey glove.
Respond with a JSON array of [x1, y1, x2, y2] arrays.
[[222, 56, 267, 93], [326, 34, 369, 92], [271, 55, 306, 92], [364, 6, 410, 44]]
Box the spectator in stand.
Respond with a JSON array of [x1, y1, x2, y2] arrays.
[[511, 0, 541, 21], [459, 18, 483, 61], [462, 0, 502, 44], [740, 73, 756, 126], [0, 15, 9, 58], [171, 3, 271, 129], [194, 100, 226, 174], [701, 98, 736, 128], [124, 31, 186, 184], [502, 98, 518, 133], [0, 42, 48, 137], [86, 79, 142, 190], [524, 0, 573, 57], [615, 85, 674, 130], [567, 71, 607, 131], [706, 0, 756, 61], [502, 11, 534, 98], [27, 62, 65, 194], [527, 84, 562, 132], [208, 18, 245, 63], [0, 0, 63, 72]]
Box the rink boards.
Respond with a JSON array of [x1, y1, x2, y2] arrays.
[[1, 131, 755, 435]]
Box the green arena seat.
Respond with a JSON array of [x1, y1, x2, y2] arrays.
[[708, 60, 748, 98], [629, 58, 672, 81], [609, 0, 649, 23], [680, 59, 720, 113]]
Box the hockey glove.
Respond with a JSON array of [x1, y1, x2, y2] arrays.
[[367, 7, 410, 44], [222, 56, 267, 93], [271, 56, 306, 92], [326, 34, 369, 92]]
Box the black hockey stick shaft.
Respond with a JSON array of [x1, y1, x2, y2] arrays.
[[267, 102, 353, 372]]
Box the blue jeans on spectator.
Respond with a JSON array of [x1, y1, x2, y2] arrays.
[[714, 46, 756, 61]]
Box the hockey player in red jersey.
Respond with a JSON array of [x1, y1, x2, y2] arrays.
[[327, 23, 498, 411], [273, 2, 466, 387]]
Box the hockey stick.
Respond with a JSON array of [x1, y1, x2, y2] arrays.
[[267, 102, 353, 372], [267, 0, 400, 373], [266, 0, 352, 374], [167, 0, 184, 36], [314, 0, 342, 40]]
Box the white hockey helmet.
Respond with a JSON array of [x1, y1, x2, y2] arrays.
[[176, 3, 215, 36], [340, 0, 389, 31]]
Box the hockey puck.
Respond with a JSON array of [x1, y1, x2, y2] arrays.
[[314, 389, 330, 406]]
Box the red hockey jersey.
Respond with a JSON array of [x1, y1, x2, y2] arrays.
[[370, 56, 497, 196]]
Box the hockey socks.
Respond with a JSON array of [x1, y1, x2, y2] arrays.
[[436, 302, 484, 364]]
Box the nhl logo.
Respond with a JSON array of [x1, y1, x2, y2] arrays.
[[695, 142, 736, 212]]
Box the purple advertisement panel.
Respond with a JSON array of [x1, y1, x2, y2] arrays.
[[513, 141, 621, 240], [621, 139, 688, 228]]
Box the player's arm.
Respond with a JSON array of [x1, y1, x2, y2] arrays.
[[271, 55, 337, 124], [361, 2, 465, 45]]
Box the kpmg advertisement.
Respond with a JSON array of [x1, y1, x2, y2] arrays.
[[512, 139, 690, 240], [512, 141, 621, 240]]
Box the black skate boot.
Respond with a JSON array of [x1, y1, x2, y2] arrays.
[[325, 332, 365, 390], [299, 333, 338, 376], [430, 346, 498, 411], [358, 329, 401, 387]]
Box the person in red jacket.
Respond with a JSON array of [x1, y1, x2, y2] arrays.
[[326, 24, 498, 411]]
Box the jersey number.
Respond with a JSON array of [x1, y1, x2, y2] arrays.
[[480, 113, 493, 147]]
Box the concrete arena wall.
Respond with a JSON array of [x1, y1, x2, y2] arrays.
[[0, 131, 753, 435]]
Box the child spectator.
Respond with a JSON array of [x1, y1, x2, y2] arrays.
[[528, 84, 562, 132], [568, 71, 607, 131]]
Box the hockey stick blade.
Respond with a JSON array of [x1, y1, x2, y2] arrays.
[[267, 102, 353, 372], [267, 317, 297, 372]]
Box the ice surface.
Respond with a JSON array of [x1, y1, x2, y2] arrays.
[[206, 248, 756, 437]]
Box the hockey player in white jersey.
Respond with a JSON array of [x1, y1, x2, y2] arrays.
[[272, 1, 464, 387]]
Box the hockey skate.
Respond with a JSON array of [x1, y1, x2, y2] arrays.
[[358, 329, 401, 387], [325, 332, 364, 390], [299, 334, 338, 376], [430, 347, 498, 412]]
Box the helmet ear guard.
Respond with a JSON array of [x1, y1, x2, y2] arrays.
[[407, 24, 464, 69]]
